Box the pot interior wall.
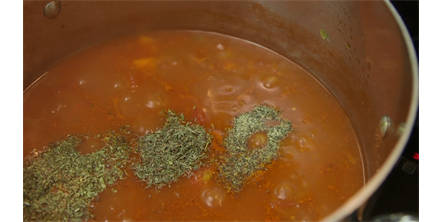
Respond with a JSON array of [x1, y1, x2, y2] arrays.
[[24, 0, 414, 218]]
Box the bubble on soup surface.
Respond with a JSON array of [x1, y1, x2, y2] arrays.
[[274, 181, 296, 200], [201, 187, 225, 207], [247, 132, 268, 150], [262, 75, 279, 89]]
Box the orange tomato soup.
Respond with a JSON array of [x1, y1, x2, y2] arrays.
[[23, 31, 364, 221]]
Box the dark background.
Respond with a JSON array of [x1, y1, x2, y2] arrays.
[[391, 1, 419, 59]]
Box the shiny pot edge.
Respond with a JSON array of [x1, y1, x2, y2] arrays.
[[323, 1, 418, 221]]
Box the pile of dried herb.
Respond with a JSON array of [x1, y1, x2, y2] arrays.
[[217, 105, 292, 193], [132, 110, 211, 190], [23, 132, 130, 222]]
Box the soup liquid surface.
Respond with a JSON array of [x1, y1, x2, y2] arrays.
[[24, 31, 364, 221]]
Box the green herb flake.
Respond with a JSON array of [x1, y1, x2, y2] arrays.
[[132, 110, 212, 190], [217, 105, 292, 193], [23, 131, 130, 221], [320, 29, 330, 41]]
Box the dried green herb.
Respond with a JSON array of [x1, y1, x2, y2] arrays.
[[320, 28, 330, 41], [132, 110, 211, 190], [23, 132, 130, 222], [217, 105, 292, 193]]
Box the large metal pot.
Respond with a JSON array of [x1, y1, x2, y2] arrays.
[[23, 1, 418, 221]]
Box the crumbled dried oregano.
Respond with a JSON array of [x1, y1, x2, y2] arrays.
[[132, 110, 212, 190], [217, 105, 292, 193], [23, 132, 130, 222]]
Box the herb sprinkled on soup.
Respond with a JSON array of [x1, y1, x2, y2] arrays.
[[24, 31, 364, 221]]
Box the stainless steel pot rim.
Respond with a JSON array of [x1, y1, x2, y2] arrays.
[[322, 1, 419, 221]]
